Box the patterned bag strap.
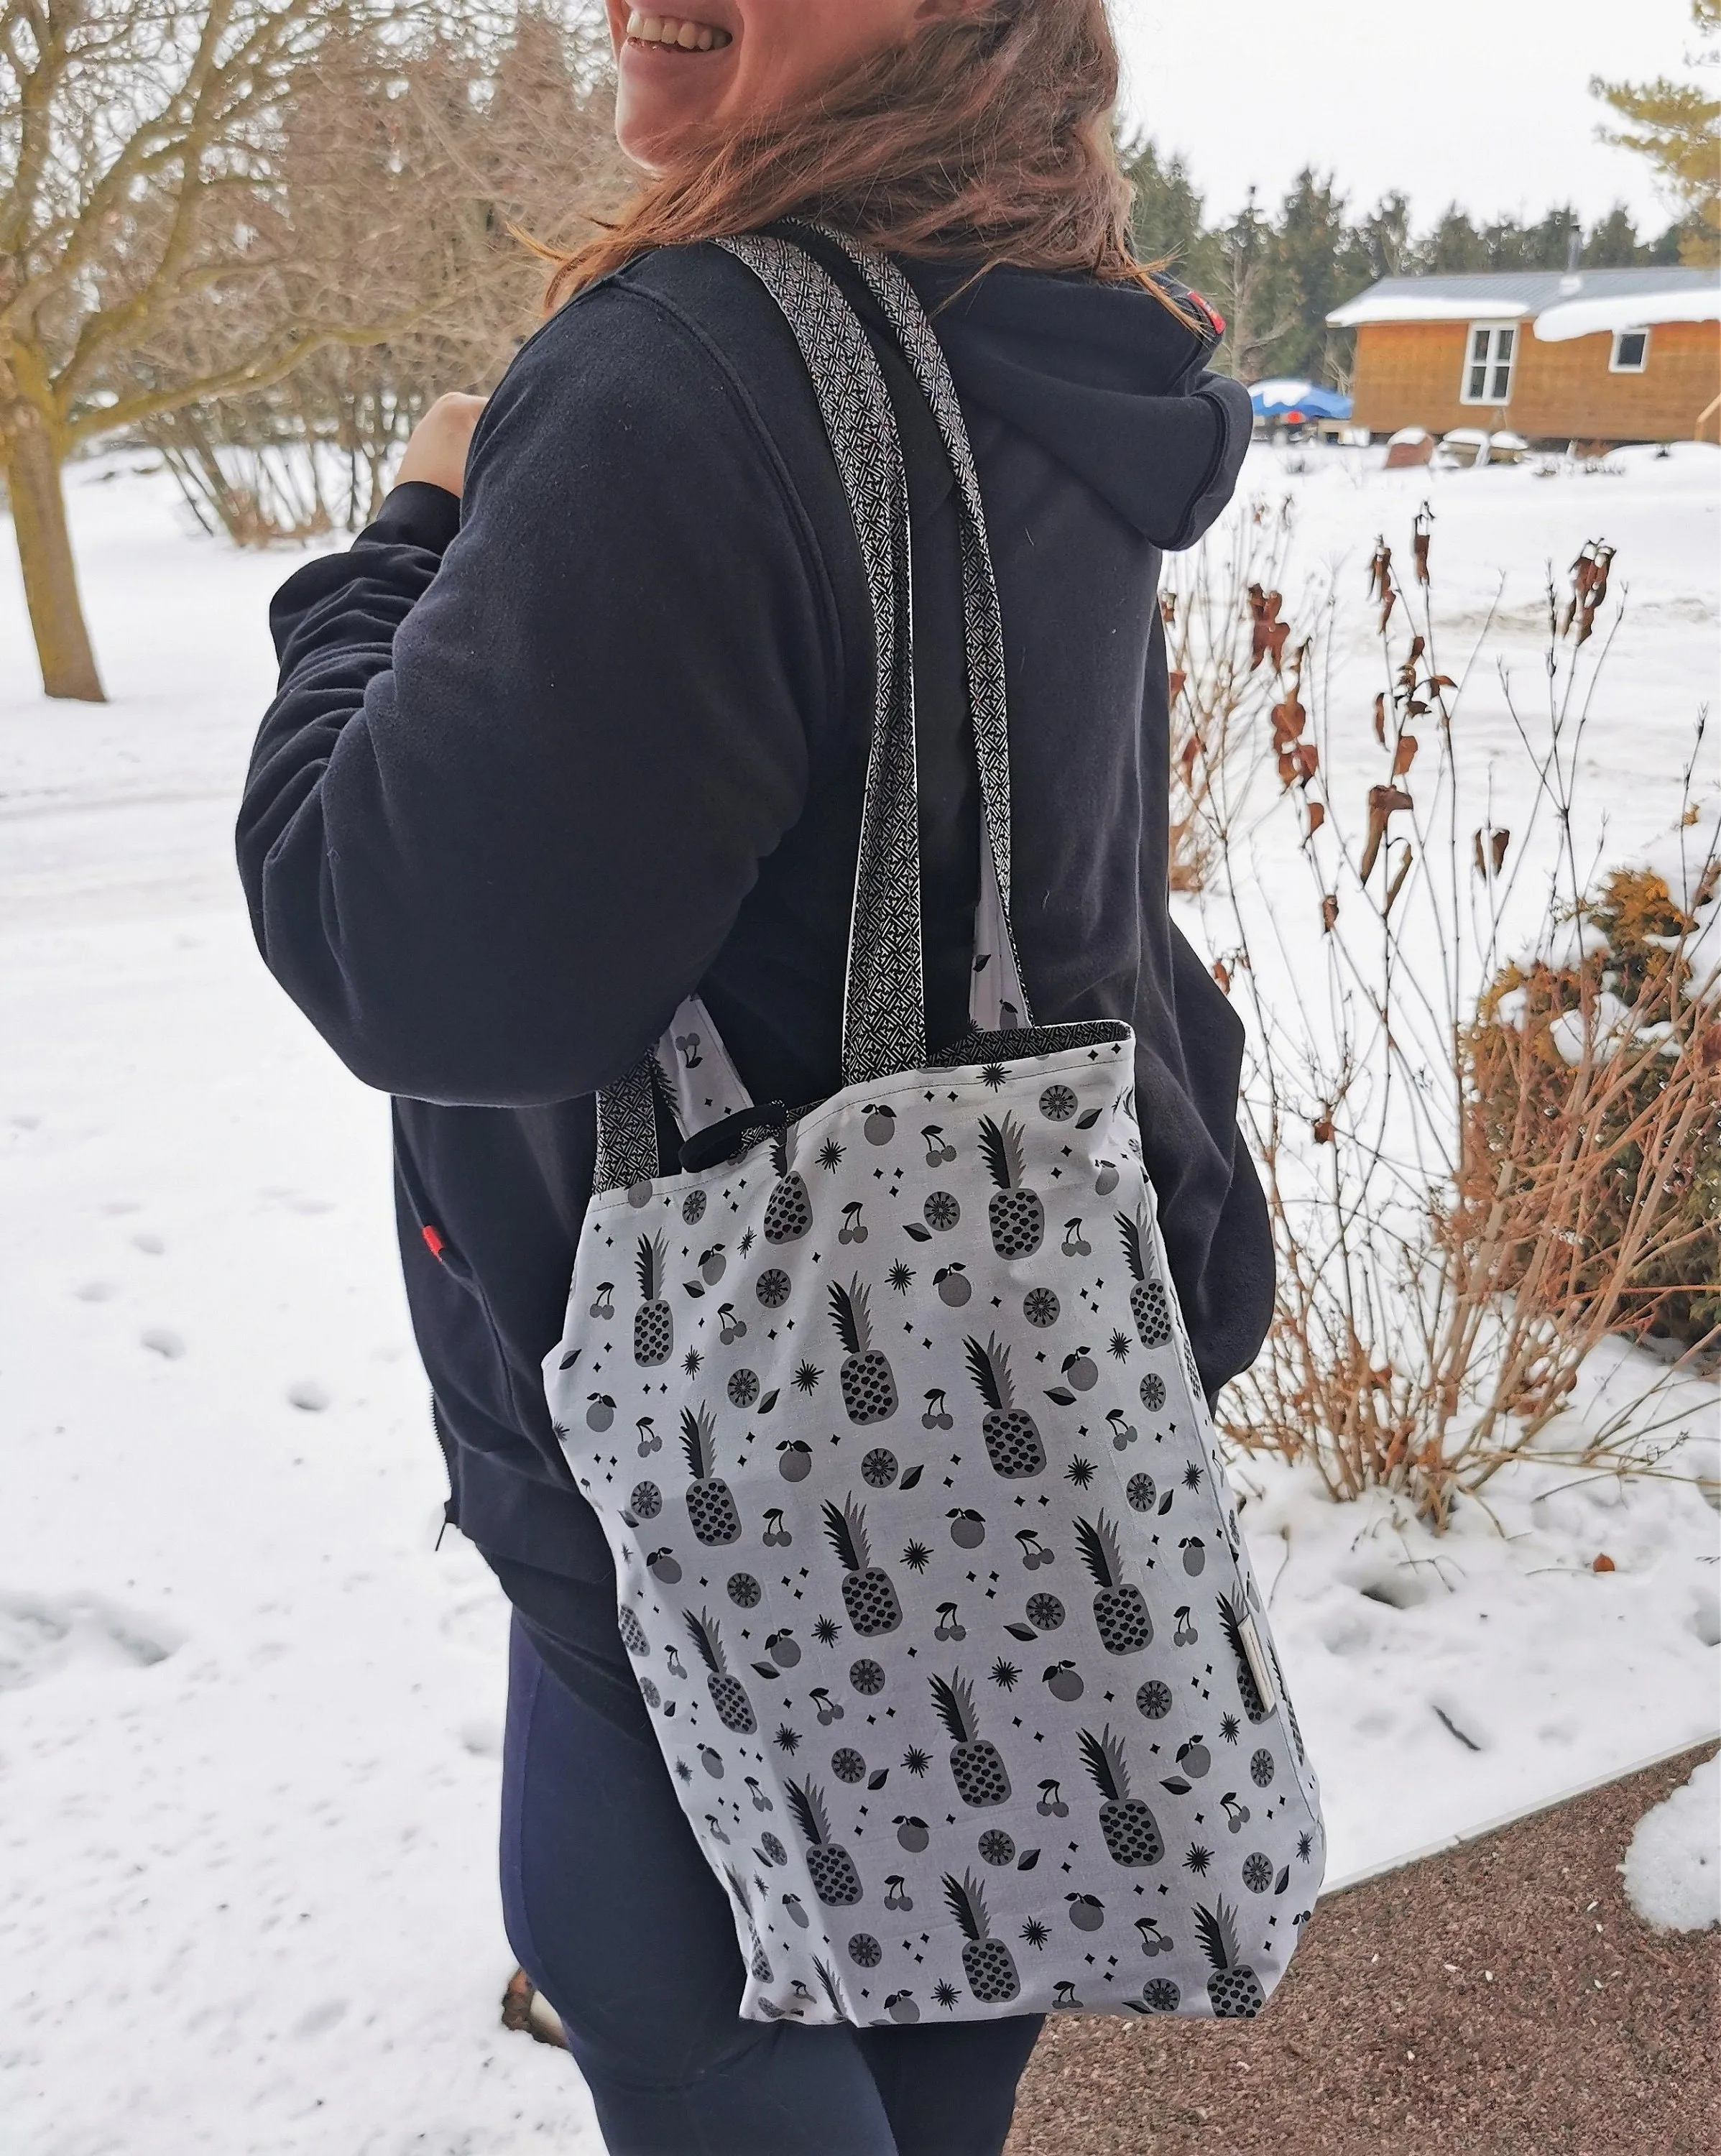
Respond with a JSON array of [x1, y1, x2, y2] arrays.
[[721, 232, 926, 1089], [808, 229, 1031, 1034], [595, 230, 1030, 1192]]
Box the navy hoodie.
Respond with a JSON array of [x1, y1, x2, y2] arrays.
[[239, 242, 1267, 1641]]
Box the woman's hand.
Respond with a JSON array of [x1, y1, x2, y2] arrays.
[[397, 393, 489, 500]]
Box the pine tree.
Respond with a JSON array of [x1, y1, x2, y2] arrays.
[[1592, 1, 1720, 267]]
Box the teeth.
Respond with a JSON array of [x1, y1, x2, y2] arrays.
[[626, 10, 730, 47]]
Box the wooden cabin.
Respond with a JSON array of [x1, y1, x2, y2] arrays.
[[1327, 269, 1720, 446]]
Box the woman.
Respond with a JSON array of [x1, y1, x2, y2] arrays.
[[239, 2, 1268, 2150]]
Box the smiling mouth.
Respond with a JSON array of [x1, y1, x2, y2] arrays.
[[625, 11, 732, 50]]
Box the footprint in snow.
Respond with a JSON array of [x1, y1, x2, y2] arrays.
[[132, 1233, 165, 1255], [74, 1281, 118, 1302], [0, 1591, 179, 1692], [141, 1327, 185, 1359], [287, 1381, 331, 1412]]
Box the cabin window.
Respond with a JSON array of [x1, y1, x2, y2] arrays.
[[1610, 327, 1651, 373], [1461, 323, 1517, 404]]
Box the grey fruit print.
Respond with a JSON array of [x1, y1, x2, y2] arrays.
[[617, 1606, 650, 1657], [767, 1628, 800, 1668], [700, 1244, 726, 1284], [848, 1932, 882, 1966], [949, 1508, 986, 1549], [1025, 1593, 1065, 1630], [1219, 1592, 1273, 1722], [1063, 1348, 1098, 1391], [780, 1887, 807, 1924], [586, 1393, 616, 1432], [921, 1124, 957, 1166], [727, 1572, 762, 1608], [680, 1405, 741, 1546], [1135, 1978, 1181, 2012], [1076, 1514, 1153, 1654], [895, 1815, 931, 1852], [1094, 1159, 1120, 1197], [861, 1447, 898, 1488], [1117, 1212, 1173, 1348], [832, 1747, 867, 1784], [979, 1114, 1044, 1259], [1242, 1852, 1274, 1893], [931, 1672, 1011, 1807], [1080, 1726, 1165, 1866], [683, 1189, 708, 1227], [1039, 1084, 1078, 1121], [1126, 1473, 1157, 1513], [726, 1368, 760, 1409], [1066, 1892, 1104, 1932], [936, 1264, 973, 1307], [1136, 1678, 1173, 1719], [924, 1190, 961, 1232], [964, 1333, 1046, 1478], [788, 1780, 863, 1906], [756, 1268, 791, 1309], [830, 1277, 898, 1424], [688, 1610, 755, 1733], [633, 1233, 673, 1366], [778, 1439, 813, 1482], [823, 1498, 902, 1636], [726, 1868, 772, 1984], [863, 1104, 897, 1146], [944, 1872, 1019, 2004], [1140, 1372, 1167, 1414], [1196, 1897, 1265, 2018], [885, 1991, 919, 2023], [1250, 1748, 1276, 1787], [978, 1828, 1015, 1866], [849, 1658, 885, 1695], [763, 1127, 812, 1245], [1181, 1536, 1206, 1576], [1043, 1661, 1084, 1702], [629, 1481, 662, 1520], [1023, 1287, 1059, 1328], [647, 1547, 682, 1585]]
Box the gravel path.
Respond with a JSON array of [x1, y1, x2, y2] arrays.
[[1005, 1739, 1719, 2156]]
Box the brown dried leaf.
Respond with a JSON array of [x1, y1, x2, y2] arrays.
[[1167, 668, 1187, 705], [1320, 894, 1339, 934], [1372, 693, 1387, 747], [1307, 800, 1326, 837], [1392, 733, 1419, 778]]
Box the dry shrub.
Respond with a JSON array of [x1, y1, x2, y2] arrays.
[[1464, 866, 1721, 1355], [1189, 499, 1718, 1526], [1158, 495, 1302, 892]]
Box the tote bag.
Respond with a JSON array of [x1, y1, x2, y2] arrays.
[[545, 231, 1325, 2028]]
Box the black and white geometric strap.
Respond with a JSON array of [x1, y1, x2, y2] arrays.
[[594, 231, 1033, 1192], [810, 230, 1031, 1033], [718, 232, 927, 1092]]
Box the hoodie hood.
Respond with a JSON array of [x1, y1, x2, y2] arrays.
[[903, 261, 1251, 552]]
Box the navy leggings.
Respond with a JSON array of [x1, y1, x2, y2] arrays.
[[500, 1616, 1043, 2156]]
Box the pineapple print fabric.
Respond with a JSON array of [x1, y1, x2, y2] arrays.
[[549, 234, 1325, 2028], [546, 1041, 1326, 2027]]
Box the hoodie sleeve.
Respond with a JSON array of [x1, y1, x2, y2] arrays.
[[236, 279, 837, 1108]]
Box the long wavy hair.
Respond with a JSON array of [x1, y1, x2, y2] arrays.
[[541, 0, 1174, 313]]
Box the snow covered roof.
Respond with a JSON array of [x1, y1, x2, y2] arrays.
[[1533, 286, 1721, 341], [1326, 267, 1719, 331]]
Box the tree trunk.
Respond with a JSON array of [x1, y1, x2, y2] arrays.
[[1, 402, 105, 703]]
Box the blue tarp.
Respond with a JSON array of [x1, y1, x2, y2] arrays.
[[1248, 379, 1354, 422]]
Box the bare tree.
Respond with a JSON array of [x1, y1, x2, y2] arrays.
[[141, 5, 624, 540], [1, 0, 614, 701]]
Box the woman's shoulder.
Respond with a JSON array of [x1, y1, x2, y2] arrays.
[[502, 242, 818, 437]]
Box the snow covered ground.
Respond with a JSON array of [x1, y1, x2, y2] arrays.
[[2, 443, 1717, 2152]]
